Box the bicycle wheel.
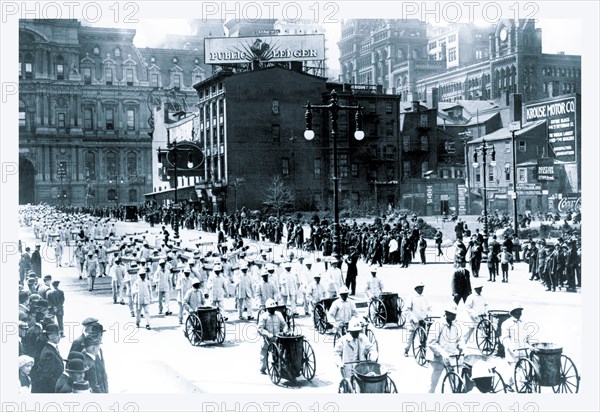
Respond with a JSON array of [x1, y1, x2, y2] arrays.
[[475, 318, 497, 356], [313, 303, 327, 334], [365, 328, 379, 362], [412, 326, 428, 366], [338, 378, 352, 393], [491, 369, 507, 393], [514, 358, 540, 393], [368, 299, 386, 328], [441, 371, 464, 393], [552, 355, 580, 393]]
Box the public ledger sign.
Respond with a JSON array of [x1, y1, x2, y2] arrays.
[[205, 35, 325, 64], [525, 96, 578, 163]]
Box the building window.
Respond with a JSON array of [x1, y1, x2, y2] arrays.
[[448, 34, 456, 43], [173, 74, 181, 90], [127, 152, 137, 176], [126, 109, 135, 130], [339, 154, 349, 178], [403, 161, 411, 176], [105, 68, 113, 85], [402, 135, 410, 151], [518, 141, 526, 152], [448, 47, 457, 62], [282, 158, 290, 177], [444, 140, 456, 153], [518, 168, 527, 183], [351, 163, 359, 178], [218, 99, 224, 114], [385, 101, 393, 114], [474, 166, 481, 182], [93, 46, 100, 55], [211, 102, 217, 118], [83, 108, 93, 130], [105, 109, 114, 130], [129, 189, 137, 202], [505, 163, 511, 181], [56, 64, 64, 80], [19, 101, 26, 128], [456, 169, 464, 179], [488, 165, 494, 182], [106, 152, 118, 179], [58, 112, 66, 128], [428, 41, 437, 50], [272, 99, 279, 114], [85, 152, 96, 180], [421, 161, 429, 177], [150, 73, 159, 88], [505, 141, 511, 153], [420, 114, 428, 127], [83, 67, 92, 84], [126, 69, 134, 86], [475, 49, 483, 60], [314, 158, 321, 177], [272, 124, 280, 143], [172, 57, 178, 64], [114, 48, 121, 58], [420, 135, 428, 151]]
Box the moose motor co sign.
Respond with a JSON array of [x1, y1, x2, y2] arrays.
[[205, 34, 325, 64], [558, 194, 581, 213], [525, 96, 578, 163]]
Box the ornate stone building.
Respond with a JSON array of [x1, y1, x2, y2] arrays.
[[18, 19, 209, 206]]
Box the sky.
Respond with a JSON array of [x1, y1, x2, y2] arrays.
[[89, 19, 582, 72]]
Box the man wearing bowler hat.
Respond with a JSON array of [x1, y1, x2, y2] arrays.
[[82, 335, 108, 393], [55, 358, 88, 393], [427, 306, 463, 393], [403, 282, 432, 357], [30, 323, 64, 393]]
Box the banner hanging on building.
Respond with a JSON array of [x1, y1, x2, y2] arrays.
[[205, 35, 325, 64], [524, 96, 578, 163]]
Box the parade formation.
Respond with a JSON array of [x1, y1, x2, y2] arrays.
[[16, 203, 582, 394]]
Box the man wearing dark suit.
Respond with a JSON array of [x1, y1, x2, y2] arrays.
[[488, 235, 501, 281], [70, 317, 100, 353], [55, 358, 88, 393], [47, 280, 65, 337], [30, 323, 64, 393], [31, 244, 42, 278], [82, 335, 109, 393], [344, 246, 359, 295]]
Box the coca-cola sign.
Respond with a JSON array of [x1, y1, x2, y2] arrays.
[[558, 195, 581, 213]]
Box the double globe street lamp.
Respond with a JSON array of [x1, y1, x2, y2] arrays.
[[303, 89, 364, 263], [157, 139, 195, 239], [472, 137, 496, 253]]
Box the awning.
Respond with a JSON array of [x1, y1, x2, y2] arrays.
[[144, 185, 198, 202]]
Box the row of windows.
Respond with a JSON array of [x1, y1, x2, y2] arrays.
[[281, 156, 365, 179], [197, 82, 225, 100], [83, 151, 139, 181], [542, 67, 580, 78], [83, 108, 136, 131]]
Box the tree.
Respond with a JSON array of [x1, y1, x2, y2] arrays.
[[263, 176, 295, 217]]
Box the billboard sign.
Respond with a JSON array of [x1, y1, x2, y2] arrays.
[[525, 96, 577, 163], [205, 35, 325, 64]]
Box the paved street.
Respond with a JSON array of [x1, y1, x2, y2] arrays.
[[18, 218, 582, 394]]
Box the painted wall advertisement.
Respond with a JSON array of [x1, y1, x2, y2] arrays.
[[525, 96, 578, 163], [457, 185, 467, 215], [558, 194, 581, 213], [426, 185, 433, 205], [205, 35, 325, 64]]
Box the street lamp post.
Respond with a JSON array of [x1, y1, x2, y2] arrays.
[[303, 89, 364, 263], [57, 163, 67, 206], [158, 139, 194, 239], [472, 138, 496, 253], [510, 126, 520, 237]]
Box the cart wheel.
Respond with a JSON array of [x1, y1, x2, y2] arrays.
[[412, 326, 428, 366], [301, 339, 316, 381], [256, 308, 265, 324], [365, 328, 379, 362], [267, 342, 281, 385], [514, 358, 540, 393], [185, 314, 203, 346], [552, 355, 580, 393], [491, 369, 508, 393], [215, 312, 226, 344], [441, 371, 464, 393], [476, 318, 497, 356], [313, 303, 327, 334], [284, 308, 296, 333], [338, 379, 352, 393], [368, 299, 387, 329], [385, 376, 398, 393], [397, 297, 407, 328]]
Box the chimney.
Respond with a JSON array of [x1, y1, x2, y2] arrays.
[[431, 87, 439, 109], [412, 101, 420, 112], [509, 93, 522, 124]]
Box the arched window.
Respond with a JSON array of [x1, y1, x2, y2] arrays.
[[126, 152, 137, 176], [106, 152, 118, 179], [107, 189, 117, 202], [19, 101, 26, 128], [93, 46, 100, 56], [114, 48, 121, 58], [56, 55, 65, 80], [128, 188, 137, 202], [85, 151, 96, 180], [24, 53, 34, 79]]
